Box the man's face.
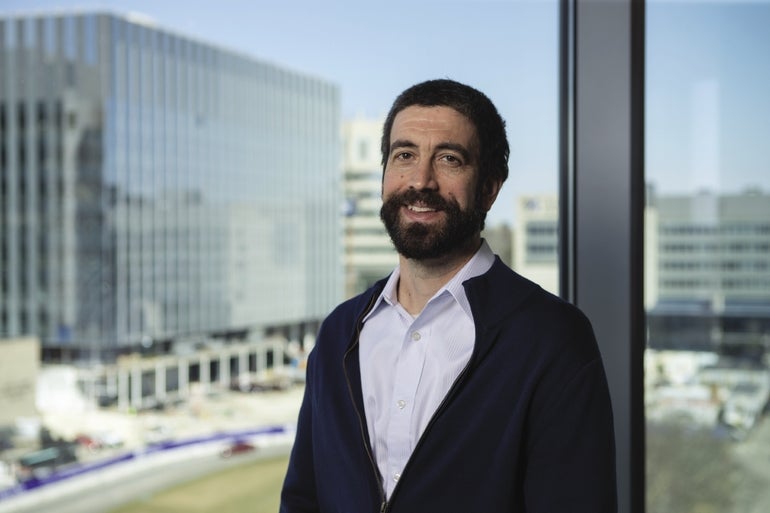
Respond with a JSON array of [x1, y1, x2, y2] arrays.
[[380, 105, 496, 261]]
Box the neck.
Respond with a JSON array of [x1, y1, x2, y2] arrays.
[[396, 237, 481, 315]]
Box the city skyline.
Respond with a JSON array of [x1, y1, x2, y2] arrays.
[[2, 0, 769, 224], [0, 0, 561, 226]]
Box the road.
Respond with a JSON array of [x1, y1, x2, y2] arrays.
[[0, 441, 291, 513], [0, 386, 303, 513]]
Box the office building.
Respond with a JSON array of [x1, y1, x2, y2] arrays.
[[341, 117, 397, 298], [647, 188, 770, 353], [513, 194, 559, 295], [0, 12, 342, 361]]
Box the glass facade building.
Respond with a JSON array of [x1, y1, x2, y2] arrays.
[[0, 12, 342, 359]]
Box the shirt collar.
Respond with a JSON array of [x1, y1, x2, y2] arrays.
[[363, 239, 496, 323]]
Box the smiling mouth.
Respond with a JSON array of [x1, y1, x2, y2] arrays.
[[407, 204, 438, 213]]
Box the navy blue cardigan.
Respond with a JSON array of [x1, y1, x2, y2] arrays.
[[281, 258, 617, 512]]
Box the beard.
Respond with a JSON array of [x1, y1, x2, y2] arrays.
[[380, 188, 484, 261]]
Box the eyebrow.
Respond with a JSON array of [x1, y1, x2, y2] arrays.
[[389, 139, 418, 154], [389, 139, 473, 162]]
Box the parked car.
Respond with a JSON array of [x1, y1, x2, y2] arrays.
[[15, 444, 77, 482], [74, 434, 102, 452], [220, 440, 256, 458]]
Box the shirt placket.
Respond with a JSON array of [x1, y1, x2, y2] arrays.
[[384, 321, 428, 496]]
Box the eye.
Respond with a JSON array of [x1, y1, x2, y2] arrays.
[[439, 154, 463, 166], [394, 151, 413, 161]]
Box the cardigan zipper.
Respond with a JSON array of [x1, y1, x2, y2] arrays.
[[383, 333, 479, 512], [345, 291, 483, 513], [342, 292, 388, 512]]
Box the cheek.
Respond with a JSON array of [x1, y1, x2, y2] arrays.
[[453, 182, 479, 208], [381, 173, 403, 196]]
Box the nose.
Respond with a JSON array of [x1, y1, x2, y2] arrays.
[[409, 159, 438, 191]]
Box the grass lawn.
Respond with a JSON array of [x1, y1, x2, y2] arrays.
[[108, 455, 289, 513]]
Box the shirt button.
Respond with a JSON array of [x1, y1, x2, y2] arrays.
[[397, 399, 406, 409], [411, 331, 421, 341], [393, 473, 401, 483]]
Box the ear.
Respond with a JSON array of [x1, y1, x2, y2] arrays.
[[480, 178, 503, 212]]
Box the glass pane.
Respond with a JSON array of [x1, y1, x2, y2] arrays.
[[0, 1, 560, 510], [645, 2, 770, 512]]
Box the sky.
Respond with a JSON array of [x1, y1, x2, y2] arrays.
[[0, 0, 559, 117], [1, 0, 768, 223], [646, 1, 770, 196]]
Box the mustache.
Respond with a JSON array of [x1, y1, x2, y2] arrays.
[[387, 188, 452, 210]]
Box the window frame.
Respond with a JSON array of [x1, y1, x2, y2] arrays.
[[560, 1, 646, 512]]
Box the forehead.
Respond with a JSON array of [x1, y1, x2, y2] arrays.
[[390, 105, 478, 146]]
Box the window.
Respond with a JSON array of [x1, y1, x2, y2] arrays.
[[0, 2, 560, 510], [645, 2, 770, 512]]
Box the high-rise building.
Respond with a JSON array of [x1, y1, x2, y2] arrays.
[[0, 12, 342, 360], [341, 117, 397, 298]]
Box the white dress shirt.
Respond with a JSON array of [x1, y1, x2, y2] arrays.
[[359, 240, 495, 498]]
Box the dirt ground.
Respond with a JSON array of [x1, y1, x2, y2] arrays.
[[108, 454, 290, 513]]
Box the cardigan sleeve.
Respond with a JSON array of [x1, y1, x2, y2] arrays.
[[523, 355, 618, 513], [280, 354, 320, 513]]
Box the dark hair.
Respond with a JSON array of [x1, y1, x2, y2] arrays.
[[380, 79, 510, 189]]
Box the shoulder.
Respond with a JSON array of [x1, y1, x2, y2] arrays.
[[464, 257, 577, 325], [313, 276, 389, 352], [468, 258, 600, 361], [473, 257, 591, 322]]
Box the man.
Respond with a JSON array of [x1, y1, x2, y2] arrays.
[[280, 79, 617, 512]]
